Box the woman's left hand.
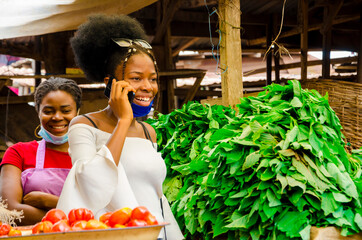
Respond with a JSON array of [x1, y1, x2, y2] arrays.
[[23, 191, 59, 210]]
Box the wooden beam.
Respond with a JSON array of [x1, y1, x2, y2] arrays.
[[219, 0, 243, 108], [0, 95, 34, 105], [152, 0, 182, 44], [172, 37, 200, 57], [181, 72, 206, 105], [0, 74, 90, 85], [300, 0, 309, 81], [175, 88, 222, 97], [0, 36, 39, 60], [320, 0, 344, 34], [180, 0, 217, 8], [244, 56, 358, 76], [0, 79, 10, 92], [247, 14, 360, 46], [0, 70, 207, 81], [0, 89, 106, 105]]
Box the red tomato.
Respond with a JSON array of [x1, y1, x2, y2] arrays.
[[51, 220, 71, 232], [8, 228, 22, 236], [108, 207, 132, 227], [71, 220, 87, 231], [68, 208, 94, 226], [85, 219, 109, 230], [126, 219, 147, 227], [0, 223, 11, 236], [32, 221, 53, 234], [131, 206, 150, 221], [99, 212, 112, 226], [42, 209, 68, 224], [144, 214, 158, 225]]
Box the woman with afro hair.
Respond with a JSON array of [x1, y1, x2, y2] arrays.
[[56, 14, 183, 239]]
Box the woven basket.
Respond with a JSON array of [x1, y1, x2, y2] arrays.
[[301, 78, 362, 149]]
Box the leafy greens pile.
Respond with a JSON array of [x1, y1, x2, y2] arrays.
[[147, 80, 362, 240]]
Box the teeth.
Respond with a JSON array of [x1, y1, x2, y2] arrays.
[[136, 97, 150, 102], [52, 126, 66, 129]]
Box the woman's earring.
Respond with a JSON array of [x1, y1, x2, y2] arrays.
[[34, 124, 41, 138]]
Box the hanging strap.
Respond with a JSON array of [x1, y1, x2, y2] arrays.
[[82, 114, 98, 129], [35, 139, 46, 169], [137, 121, 155, 149]]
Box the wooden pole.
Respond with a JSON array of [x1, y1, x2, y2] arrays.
[[266, 16, 273, 86], [300, 0, 308, 81], [273, 14, 280, 84], [357, 6, 362, 83], [219, 0, 243, 108], [322, 6, 331, 79], [152, 0, 180, 113]]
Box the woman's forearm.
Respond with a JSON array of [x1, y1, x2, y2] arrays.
[[9, 203, 47, 226]]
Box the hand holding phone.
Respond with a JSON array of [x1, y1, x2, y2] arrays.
[[104, 75, 134, 103]]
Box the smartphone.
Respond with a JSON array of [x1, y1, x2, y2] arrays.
[[104, 75, 135, 103]]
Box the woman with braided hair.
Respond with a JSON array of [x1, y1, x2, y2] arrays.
[[0, 77, 82, 225], [56, 14, 183, 239]]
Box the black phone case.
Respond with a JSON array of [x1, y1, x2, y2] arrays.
[[104, 79, 134, 103]]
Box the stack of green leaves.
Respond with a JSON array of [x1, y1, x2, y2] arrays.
[[147, 80, 362, 240]]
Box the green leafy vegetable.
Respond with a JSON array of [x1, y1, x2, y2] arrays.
[[147, 80, 362, 240]]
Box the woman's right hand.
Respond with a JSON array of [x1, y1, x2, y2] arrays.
[[108, 79, 136, 122], [23, 191, 59, 210]]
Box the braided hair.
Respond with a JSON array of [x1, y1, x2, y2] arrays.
[[34, 77, 82, 112], [70, 14, 159, 84]]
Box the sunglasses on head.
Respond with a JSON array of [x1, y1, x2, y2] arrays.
[[112, 38, 152, 49]]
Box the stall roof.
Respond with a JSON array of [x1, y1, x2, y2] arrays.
[[0, 0, 157, 40]]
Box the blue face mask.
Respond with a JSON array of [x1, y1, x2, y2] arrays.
[[38, 125, 68, 145], [131, 100, 154, 117]]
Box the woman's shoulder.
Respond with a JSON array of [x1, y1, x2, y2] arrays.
[[7, 140, 38, 151], [140, 121, 157, 142], [2, 141, 38, 167], [70, 113, 99, 128], [68, 114, 111, 137]]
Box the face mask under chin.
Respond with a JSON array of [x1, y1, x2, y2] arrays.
[[38, 125, 69, 145], [131, 100, 154, 117]]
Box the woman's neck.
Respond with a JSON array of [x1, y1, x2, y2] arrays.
[[45, 141, 69, 152]]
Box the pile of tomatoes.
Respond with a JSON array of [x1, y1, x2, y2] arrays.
[[31, 206, 159, 234], [0, 222, 22, 237]]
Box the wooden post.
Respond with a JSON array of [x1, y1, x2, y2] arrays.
[[35, 36, 41, 88], [322, 5, 332, 79], [266, 16, 273, 85], [152, 0, 181, 113], [300, 0, 308, 81], [219, 0, 243, 108], [164, 26, 176, 112], [42, 32, 71, 74], [357, 6, 362, 83], [273, 14, 280, 84]]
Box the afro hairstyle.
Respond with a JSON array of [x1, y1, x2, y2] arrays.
[[70, 14, 147, 83]]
